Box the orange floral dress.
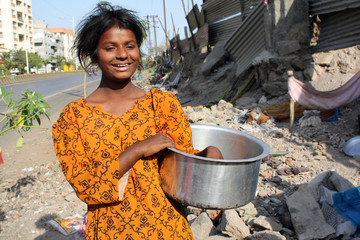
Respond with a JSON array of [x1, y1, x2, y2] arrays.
[[52, 88, 194, 239]]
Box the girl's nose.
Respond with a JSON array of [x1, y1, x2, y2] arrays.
[[116, 47, 128, 59]]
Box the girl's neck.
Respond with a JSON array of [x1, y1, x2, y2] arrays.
[[98, 76, 132, 90], [86, 80, 145, 104]]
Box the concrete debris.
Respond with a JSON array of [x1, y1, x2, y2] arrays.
[[286, 185, 336, 240], [252, 216, 283, 231], [190, 212, 218, 240], [236, 202, 258, 222], [299, 110, 322, 128], [276, 40, 302, 56], [200, 41, 229, 77], [245, 230, 286, 240], [204, 235, 237, 240], [217, 209, 250, 240]]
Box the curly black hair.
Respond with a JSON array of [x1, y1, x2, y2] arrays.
[[73, 2, 145, 73]]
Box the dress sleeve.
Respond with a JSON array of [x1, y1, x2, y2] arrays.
[[152, 89, 196, 154], [52, 103, 120, 205]]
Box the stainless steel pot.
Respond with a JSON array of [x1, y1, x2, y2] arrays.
[[159, 124, 270, 209]]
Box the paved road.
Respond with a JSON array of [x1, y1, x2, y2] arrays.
[[0, 73, 101, 114], [2, 73, 100, 99]]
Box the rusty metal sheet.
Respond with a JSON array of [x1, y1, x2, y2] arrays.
[[310, 0, 360, 15], [186, 4, 201, 32], [198, 10, 205, 27], [311, 7, 360, 52]]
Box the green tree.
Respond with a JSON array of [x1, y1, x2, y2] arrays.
[[51, 56, 65, 71], [28, 52, 43, 69], [12, 50, 26, 74], [1, 51, 13, 74], [0, 50, 46, 75]]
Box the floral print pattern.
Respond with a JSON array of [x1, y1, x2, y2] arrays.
[[52, 88, 194, 239]]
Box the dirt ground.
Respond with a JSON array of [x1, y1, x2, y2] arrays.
[[0, 65, 359, 239]]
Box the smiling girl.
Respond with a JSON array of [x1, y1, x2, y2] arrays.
[[52, 3, 221, 239]]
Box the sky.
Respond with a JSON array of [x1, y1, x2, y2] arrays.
[[31, 0, 203, 53]]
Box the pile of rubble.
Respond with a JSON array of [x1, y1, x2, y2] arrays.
[[181, 99, 360, 240]]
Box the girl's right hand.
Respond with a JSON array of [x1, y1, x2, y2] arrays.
[[118, 133, 175, 177], [131, 133, 175, 158]]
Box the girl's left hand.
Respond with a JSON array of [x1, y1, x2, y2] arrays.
[[196, 146, 223, 159]]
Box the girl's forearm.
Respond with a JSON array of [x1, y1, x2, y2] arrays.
[[118, 144, 142, 177]]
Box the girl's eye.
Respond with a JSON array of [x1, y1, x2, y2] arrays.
[[126, 45, 136, 49], [105, 47, 115, 51]]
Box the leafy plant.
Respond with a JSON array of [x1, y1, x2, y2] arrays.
[[0, 87, 51, 151]]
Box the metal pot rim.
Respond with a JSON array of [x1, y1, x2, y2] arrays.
[[167, 124, 270, 163]]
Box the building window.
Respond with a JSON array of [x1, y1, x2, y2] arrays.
[[17, 12, 23, 22]]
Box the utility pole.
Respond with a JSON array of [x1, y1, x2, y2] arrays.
[[181, 0, 196, 49], [23, 3, 29, 74], [146, 15, 152, 56], [147, 15, 158, 56], [152, 16, 158, 55], [157, 16, 170, 49], [163, 0, 168, 49]]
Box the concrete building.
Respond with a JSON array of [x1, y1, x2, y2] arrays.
[[47, 27, 75, 62], [33, 20, 64, 60], [0, 0, 34, 53]]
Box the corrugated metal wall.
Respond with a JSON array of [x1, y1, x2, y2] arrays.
[[208, 15, 243, 45], [309, 0, 360, 15], [202, 0, 261, 45], [186, 4, 201, 32], [309, 0, 360, 52], [224, 1, 265, 75], [202, 0, 243, 23]]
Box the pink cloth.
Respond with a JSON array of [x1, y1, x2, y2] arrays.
[[288, 70, 360, 110]]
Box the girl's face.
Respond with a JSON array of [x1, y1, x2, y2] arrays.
[[96, 26, 140, 83]]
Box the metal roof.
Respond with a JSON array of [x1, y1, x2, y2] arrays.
[[224, 1, 265, 74], [309, 0, 360, 15]]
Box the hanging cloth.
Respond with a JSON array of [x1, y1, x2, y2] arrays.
[[288, 70, 360, 110]]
